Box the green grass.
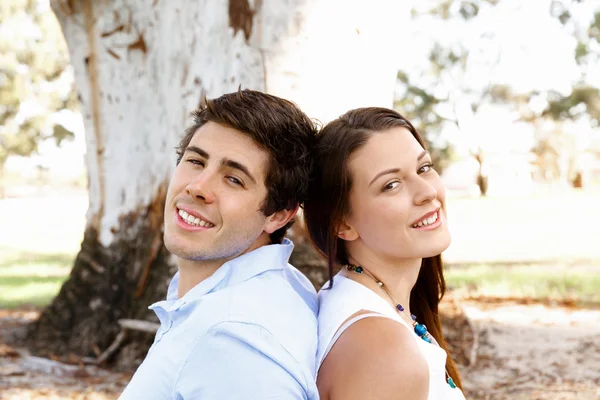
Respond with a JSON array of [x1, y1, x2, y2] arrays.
[[3, 251, 598, 308], [2, 189, 600, 308], [0, 250, 73, 308], [445, 263, 600, 305]]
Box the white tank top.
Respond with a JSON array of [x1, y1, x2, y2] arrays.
[[317, 274, 466, 400]]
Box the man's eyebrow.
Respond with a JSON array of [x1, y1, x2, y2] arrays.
[[184, 146, 257, 184], [222, 158, 257, 184], [185, 146, 209, 159]]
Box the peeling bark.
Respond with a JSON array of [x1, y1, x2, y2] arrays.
[[33, 0, 405, 365], [228, 0, 254, 41], [82, 0, 105, 229]]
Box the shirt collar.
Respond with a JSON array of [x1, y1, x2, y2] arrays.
[[151, 239, 294, 312], [224, 238, 294, 286]]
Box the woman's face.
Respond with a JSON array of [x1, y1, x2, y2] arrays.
[[342, 127, 451, 262]]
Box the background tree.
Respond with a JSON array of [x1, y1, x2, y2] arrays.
[[26, 0, 403, 366], [538, 0, 600, 187], [395, 0, 504, 194], [0, 0, 77, 196], [394, 0, 600, 193]]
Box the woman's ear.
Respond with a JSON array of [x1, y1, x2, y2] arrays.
[[337, 219, 359, 241]]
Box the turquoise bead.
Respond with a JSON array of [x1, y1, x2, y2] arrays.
[[447, 377, 457, 388], [355, 266, 363, 273], [414, 323, 427, 337], [422, 335, 431, 343]]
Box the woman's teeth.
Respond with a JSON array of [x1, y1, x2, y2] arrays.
[[412, 212, 439, 228], [178, 209, 214, 227]]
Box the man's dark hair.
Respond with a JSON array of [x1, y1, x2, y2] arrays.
[[176, 89, 317, 244]]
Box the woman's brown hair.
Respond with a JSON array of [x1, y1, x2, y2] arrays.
[[303, 107, 463, 389]]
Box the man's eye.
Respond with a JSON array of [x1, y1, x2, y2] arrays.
[[187, 159, 204, 166]]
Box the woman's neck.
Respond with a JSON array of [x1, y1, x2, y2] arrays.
[[344, 253, 422, 317]]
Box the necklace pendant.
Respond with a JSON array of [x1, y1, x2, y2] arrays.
[[447, 377, 457, 388], [414, 323, 427, 337], [346, 265, 364, 274]]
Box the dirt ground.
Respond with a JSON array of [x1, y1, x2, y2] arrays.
[[0, 308, 129, 400], [2, 298, 599, 400], [447, 298, 600, 400]]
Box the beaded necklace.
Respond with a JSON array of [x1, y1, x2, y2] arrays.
[[345, 264, 457, 389]]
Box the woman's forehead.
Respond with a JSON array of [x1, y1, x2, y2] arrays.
[[348, 128, 425, 176]]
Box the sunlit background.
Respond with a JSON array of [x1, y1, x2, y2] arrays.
[[1, 0, 600, 399]]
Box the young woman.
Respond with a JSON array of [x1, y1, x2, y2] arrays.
[[304, 107, 465, 399]]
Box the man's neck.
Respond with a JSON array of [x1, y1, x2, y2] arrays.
[[176, 258, 225, 299], [175, 234, 273, 299]]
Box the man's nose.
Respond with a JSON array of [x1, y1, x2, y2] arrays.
[[185, 172, 216, 204]]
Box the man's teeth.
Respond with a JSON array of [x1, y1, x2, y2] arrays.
[[178, 209, 214, 227], [412, 212, 439, 228]]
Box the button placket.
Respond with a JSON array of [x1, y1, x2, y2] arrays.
[[155, 318, 173, 342], [152, 306, 172, 342]]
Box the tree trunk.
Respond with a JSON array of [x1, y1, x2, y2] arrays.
[[28, 0, 404, 365], [474, 150, 488, 196]]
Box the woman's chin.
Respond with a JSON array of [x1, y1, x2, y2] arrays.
[[421, 236, 452, 258]]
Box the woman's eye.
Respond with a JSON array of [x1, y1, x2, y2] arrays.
[[227, 176, 243, 186], [383, 181, 401, 191], [418, 163, 434, 174]]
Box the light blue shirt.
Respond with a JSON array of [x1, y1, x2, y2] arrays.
[[119, 239, 319, 400]]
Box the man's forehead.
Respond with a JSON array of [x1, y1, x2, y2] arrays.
[[187, 123, 269, 176]]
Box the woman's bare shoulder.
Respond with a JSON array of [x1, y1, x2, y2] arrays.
[[318, 316, 429, 400]]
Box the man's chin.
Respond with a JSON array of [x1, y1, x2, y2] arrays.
[[164, 236, 204, 261], [169, 246, 210, 262]]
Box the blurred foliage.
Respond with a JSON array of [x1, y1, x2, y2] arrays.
[[395, 70, 452, 171], [545, 0, 600, 126], [544, 85, 600, 124], [396, 0, 504, 173], [414, 0, 500, 20], [397, 0, 600, 180], [535, 1, 600, 186], [0, 0, 76, 168]]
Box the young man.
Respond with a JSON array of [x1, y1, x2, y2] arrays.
[[119, 90, 319, 399]]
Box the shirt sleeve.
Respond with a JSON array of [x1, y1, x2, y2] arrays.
[[173, 321, 309, 400]]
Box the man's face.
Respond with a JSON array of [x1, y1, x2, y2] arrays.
[[164, 121, 275, 263]]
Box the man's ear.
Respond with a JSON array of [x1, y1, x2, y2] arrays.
[[264, 204, 299, 234], [337, 219, 359, 241]]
